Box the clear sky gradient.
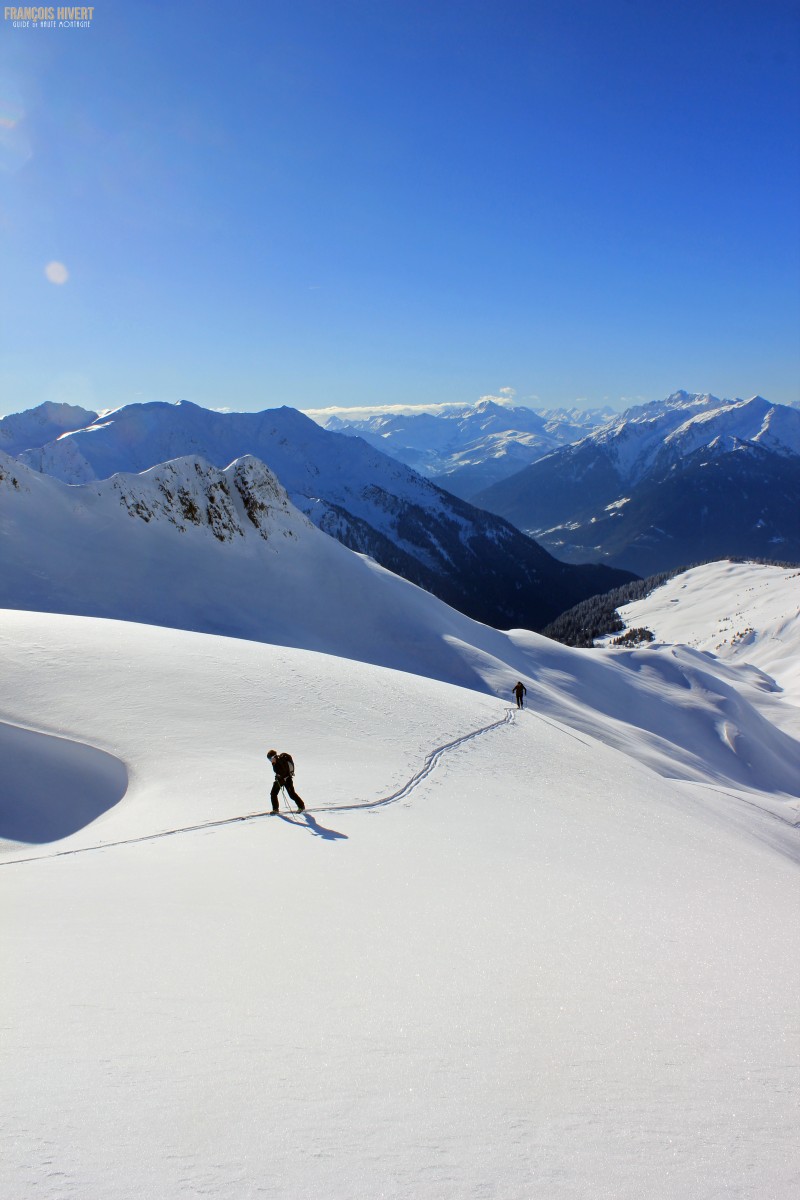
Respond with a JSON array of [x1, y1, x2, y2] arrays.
[[1, 0, 799, 416]]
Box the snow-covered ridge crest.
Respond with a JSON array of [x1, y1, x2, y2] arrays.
[[0, 447, 306, 547], [583, 392, 800, 484], [662, 394, 800, 460], [584, 392, 727, 482], [100, 454, 304, 543]]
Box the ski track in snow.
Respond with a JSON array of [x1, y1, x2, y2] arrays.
[[1, 707, 518, 868]]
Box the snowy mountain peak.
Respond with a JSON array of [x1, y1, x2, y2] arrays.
[[664, 389, 719, 407], [0, 401, 99, 457], [572, 392, 800, 483], [663, 394, 800, 460], [103, 454, 303, 544]]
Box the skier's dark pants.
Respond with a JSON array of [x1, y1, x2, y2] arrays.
[[515, 693, 524, 708], [271, 776, 303, 811]]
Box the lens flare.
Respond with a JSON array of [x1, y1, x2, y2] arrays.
[[45, 261, 69, 285]]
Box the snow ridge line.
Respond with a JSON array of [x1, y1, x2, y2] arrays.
[[0, 707, 516, 867]]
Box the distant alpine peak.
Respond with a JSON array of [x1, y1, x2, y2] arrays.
[[663, 393, 800, 459], [30, 400, 96, 423], [617, 391, 720, 424], [544, 390, 800, 493], [664, 389, 719, 406], [474, 395, 514, 412], [0, 400, 99, 456]]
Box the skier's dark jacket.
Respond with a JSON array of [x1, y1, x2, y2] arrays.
[[271, 752, 295, 783]]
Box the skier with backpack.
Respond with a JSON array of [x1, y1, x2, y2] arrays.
[[512, 680, 527, 709], [267, 749, 305, 813]]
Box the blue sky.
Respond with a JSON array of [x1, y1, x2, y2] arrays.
[[1, 0, 799, 416]]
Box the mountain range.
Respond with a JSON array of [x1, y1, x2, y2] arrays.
[[318, 397, 615, 499], [473, 392, 800, 575], [0, 400, 633, 632], [5, 390, 797, 615], [0, 449, 521, 686]]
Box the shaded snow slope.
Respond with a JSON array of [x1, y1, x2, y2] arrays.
[[1, 611, 798, 1199], [0, 721, 127, 843]]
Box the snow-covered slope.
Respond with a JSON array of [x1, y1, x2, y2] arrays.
[[1, 602, 798, 1199], [3, 445, 799, 803], [609, 560, 800, 708], [0, 448, 616, 680], [0, 448, 502, 686], [7, 401, 635, 630], [3, 444, 799, 806], [0, 400, 98, 456], [4, 441, 800, 806], [661, 395, 800, 462], [476, 392, 800, 573]]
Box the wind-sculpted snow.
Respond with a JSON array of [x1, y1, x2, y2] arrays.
[[610, 561, 800, 712], [0, 721, 127, 844]]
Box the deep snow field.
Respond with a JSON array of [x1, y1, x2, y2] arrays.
[[613, 560, 800, 709], [2, 560, 799, 1199]]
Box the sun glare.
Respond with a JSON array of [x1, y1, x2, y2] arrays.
[[44, 261, 69, 285]]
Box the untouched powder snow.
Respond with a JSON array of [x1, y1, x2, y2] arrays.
[[1, 594, 799, 1198]]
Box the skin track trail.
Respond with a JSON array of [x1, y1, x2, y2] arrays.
[[0, 708, 518, 867]]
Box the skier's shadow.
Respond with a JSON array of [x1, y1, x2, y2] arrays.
[[279, 813, 348, 841]]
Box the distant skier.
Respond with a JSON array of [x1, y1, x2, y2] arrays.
[[267, 749, 305, 813], [512, 680, 527, 709]]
